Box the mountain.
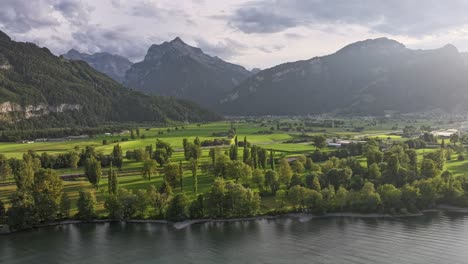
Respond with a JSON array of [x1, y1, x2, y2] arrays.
[[124, 37, 252, 107], [251, 68, 262, 74], [63, 49, 133, 83], [221, 38, 468, 116], [0, 30, 220, 130]]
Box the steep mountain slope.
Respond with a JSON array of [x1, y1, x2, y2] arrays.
[[0, 30, 220, 130], [124, 37, 251, 107], [63, 49, 133, 83], [221, 38, 468, 115]]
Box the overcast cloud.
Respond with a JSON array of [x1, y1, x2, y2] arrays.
[[1, 0, 468, 69]]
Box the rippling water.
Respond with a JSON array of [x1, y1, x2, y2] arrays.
[[1, 212, 468, 264]]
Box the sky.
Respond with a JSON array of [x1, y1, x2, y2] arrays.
[[2, 0, 468, 69]]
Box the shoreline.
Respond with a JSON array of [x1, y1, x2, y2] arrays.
[[3, 206, 467, 235]]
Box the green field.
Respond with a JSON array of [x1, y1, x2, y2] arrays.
[[1, 117, 467, 215]]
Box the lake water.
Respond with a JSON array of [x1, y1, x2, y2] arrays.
[[1, 212, 468, 264]]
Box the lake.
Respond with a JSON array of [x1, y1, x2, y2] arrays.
[[1, 212, 468, 264]]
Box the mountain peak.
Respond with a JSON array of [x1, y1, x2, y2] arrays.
[[441, 43, 459, 53], [337, 37, 406, 55], [171, 37, 185, 44], [0, 30, 11, 42], [66, 49, 82, 56]]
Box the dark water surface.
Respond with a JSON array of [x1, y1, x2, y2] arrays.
[[1, 212, 468, 264]]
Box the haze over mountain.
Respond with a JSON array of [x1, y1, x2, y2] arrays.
[[0, 30, 220, 130], [63, 49, 133, 83], [124, 37, 252, 107], [221, 38, 468, 116]]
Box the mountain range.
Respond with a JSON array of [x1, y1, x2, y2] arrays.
[[0, 30, 220, 130], [63, 49, 133, 83], [220, 38, 468, 115], [123, 37, 253, 107]]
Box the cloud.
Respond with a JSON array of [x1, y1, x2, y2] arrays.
[[0, 0, 93, 34], [53, 0, 93, 26], [130, 0, 183, 19], [194, 37, 248, 59], [0, 0, 59, 33], [257, 45, 284, 53], [227, 0, 468, 36], [228, 7, 297, 34], [71, 25, 156, 61]]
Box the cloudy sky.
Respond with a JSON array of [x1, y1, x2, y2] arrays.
[[2, 0, 468, 69]]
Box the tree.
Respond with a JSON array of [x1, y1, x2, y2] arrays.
[[60, 193, 71, 218], [355, 182, 381, 213], [0, 161, 12, 183], [85, 158, 102, 189], [119, 189, 139, 219], [313, 135, 327, 149], [69, 152, 80, 169], [366, 148, 384, 167], [15, 158, 36, 190], [0, 199, 5, 221], [270, 149, 275, 170], [257, 148, 267, 169], [77, 189, 97, 220], [166, 194, 188, 221], [104, 194, 121, 219], [305, 158, 313, 171], [335, 186, 349, 212], [226, 160, 252, 182], [189, 194, 204, 218], [378, 184, 402, 212], [243, 144, 250, 164], [306, 189, 323, 213], [142, 159, 158, 181], [184, 142, 202, 161], [31, 169, 63, 222], [214, 153, 230, 178], [7, 191, 36, 231], [401, 184, 420, 212], [406, 149, 418, 174], [163, 163, 181, 189], [250, 145, 258, 169], [288, 185, 308, 210], [264, 170, 279, 193], [135, 189, 149, 218], [278, 158, 293, 187], [291, 161, 304, 174], [420, 158, 439, 179], [229, 144, 238, 161], [189, 158, 198, 194], [154, 139, 174, 166], [108, 163, 119, 194], [147, 185, 169, 218], [179, 161, 184, 191], [252, 169, 264, 190], [326, 168, 352, 190], [368, 163, 382, 182], [425, 149, 445, 171], [275, 190, 287, 209], [112, 144, 123, 170], [209, 147, 221, 165], [205, 178, 226, 217]]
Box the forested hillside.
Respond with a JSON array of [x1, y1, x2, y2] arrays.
[[0, 31, 220, 131]]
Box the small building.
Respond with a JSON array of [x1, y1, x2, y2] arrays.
[[432, 129, 459, 139]]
